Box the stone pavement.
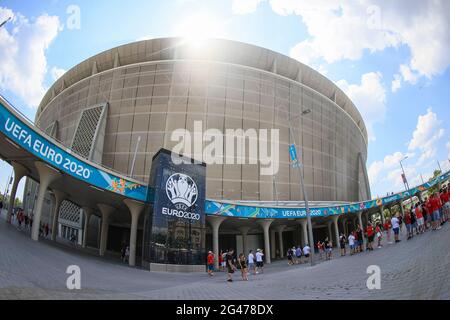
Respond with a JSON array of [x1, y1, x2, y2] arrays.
[[0, 210, 449, 300]]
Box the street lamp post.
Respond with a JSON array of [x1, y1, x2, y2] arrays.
[[399, 156, 414, 209], [0, 17, 11, 29], [288, 109, 315, 266]]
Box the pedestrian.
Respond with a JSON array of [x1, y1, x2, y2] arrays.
[[356, 226, 363, 253], [238, 253, 248, 281], [384, 218, 392, 243], [366, 222, 375, 251], [207, 251, 215, 276], [255, 249, 264, 274], [404, 210, 412, 239], [295, 246, 302, 264], [325, 239, 333, 260], [302, 243, 311, 263], [415, 204, 425, 234], [410, 207, 418, 236], [221, 250, 227, 271], [339, 233, 346, 256], [226, 249, 237, 282], [391, 214, 401, 243], [44, 223, 49, 237], [248, 250, 256, 275], [348, 231, 356, 255], [286, 247, 294, 265], [124, 246, 130, 263], [375, 223, 383, 248], [291, 247, 297, 264], [121, 246, 126, 262]]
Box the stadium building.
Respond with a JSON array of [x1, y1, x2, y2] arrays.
[[22, 38, 372, 267]]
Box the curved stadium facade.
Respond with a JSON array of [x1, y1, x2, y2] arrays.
[[23, 38, 371, 261]]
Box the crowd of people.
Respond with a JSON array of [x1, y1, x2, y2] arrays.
[[207, 186, 450, 281]]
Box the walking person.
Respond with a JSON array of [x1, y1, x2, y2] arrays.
[[348, 231, 356, 255], [207, 251, 215, 276], [339, 233, 346, 256], [286, 247, 294, 265], [384, 218, 392, 243], [415, 204, 425, 234], [375, 223, 383, 248], [295, 246, 302, 264], [255, 249, 264, 274], [238, 253, 248, 281], [121, 245, 126, 263], [317, 240, 324, 259], [248, 250, 256, 275], [366, 222, 375, 251], [356, 226, 363, 253], [391, 214, 401, 243], [405, 210, 412, 239], [302, 243, 311, 263], [226, 249, 237, 282], [124, 246, 130, 263]]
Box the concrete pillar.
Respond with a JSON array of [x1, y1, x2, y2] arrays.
[[7, 162, 27, 223], [98, 204, 115, 256], [270, 229, 276, 259], [207, 216, 227, 269], [331, 215, 340, 248], [81, 207, 93, 247], [51, 190, 66, 241], [379, 205, 385, 224], [327, 220, 333, 241], [257, 219, 274, 264], [357, 211, 367, 250], [124, 199, 145, 267], [276, 225, 285, 258], [238, 226, 251, 256], [31, 162, 61, 241], [299, 219, 308, 246]]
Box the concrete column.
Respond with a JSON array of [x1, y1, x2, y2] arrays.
[[299, 219, 308, 246], [275, 225, 285, 258], [357, 211, 367, 250], [257, 219, 274, 264], [7, 162, 27, 223], [81, 207, 93, 247], [31, 162, 61, 241], [270, 229, 276, 259], [327, 220, 333, 241], [331, 215, 340, 248], [207, 216, 227, 269], [51, 190, 66, 241], [124, 199, 145, 267], [238, 226, 251, 256], [98, 204, 115, 256]]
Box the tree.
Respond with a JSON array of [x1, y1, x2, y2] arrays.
[[427, 169, 442, 195]]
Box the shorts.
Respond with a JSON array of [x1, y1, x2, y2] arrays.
[[432, 210, 440, 221], [340, 243, 345, 249], [248, 262, 255, 269], [221, 262, 226, 267], [350, 244, 355, 250], [256, 261, 263, 268], [368, 235, 374, 242], [227, 266, 234, 274], [207, 264, 214, 271], [417, 217, 424, 226], [304, 254, 310, 258], [393, 227, 400, 235], [406, 224, 412, 232]]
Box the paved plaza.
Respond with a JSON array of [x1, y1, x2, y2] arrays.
[[0, 210, 449, 300]]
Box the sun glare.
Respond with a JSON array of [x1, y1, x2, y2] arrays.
[[174, 12, 227, 48]]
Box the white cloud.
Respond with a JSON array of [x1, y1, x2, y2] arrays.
[[368, 151, 408, 184], [232, 0, 265, 15], [408, 107, 445, 165], [399, 64, 419, 85], [241, 1, 450, 84], [391, 73, 401, 92], [446, 141, 450, 149], [336, 72, 386, 141], [50, 67, 65, 81], [0, 7, 61, 107]]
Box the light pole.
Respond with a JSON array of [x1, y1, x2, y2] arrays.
[[129, 136, 141, 178], [399, 156, 414, 209], [288, 109, 315, 266], [0, 17, 11, 29]]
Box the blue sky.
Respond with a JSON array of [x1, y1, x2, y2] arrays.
[[0, 0, 449, 200]]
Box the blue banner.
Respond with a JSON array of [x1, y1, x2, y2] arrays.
[[0, 100, 148, 202]]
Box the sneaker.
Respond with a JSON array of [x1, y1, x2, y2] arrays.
[[227, 279, 233, 282], [437, 226, 442, 230]]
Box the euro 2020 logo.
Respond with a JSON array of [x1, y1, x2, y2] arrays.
[[166, 173, 198, 211]]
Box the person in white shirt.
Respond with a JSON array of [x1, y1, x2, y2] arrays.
[[302, 244, 311, 263], [255, 249, 264, 274], [247, 250, 256, 275], [391, 215, 401, 243], [348, 233, 356, 255]]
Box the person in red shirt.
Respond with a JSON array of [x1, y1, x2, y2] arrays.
[[428, 194, 441, 230], [375, 223, 383, 248], [366, 223, 375, 251], [404, 210, 412, 239], [415, 204, 425, 233], [383, 219, 392, 244], [440, 188, 449, 221], [207, 251, 215, 276]]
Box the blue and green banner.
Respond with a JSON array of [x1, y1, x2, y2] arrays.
[[0, 99, 148, 202]]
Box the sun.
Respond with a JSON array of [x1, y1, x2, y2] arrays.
[[173, 12, 227, 48]]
